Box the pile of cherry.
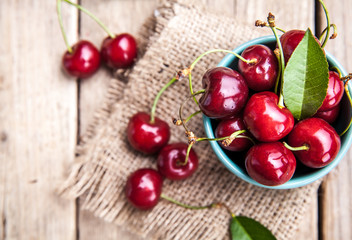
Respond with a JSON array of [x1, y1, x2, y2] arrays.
[[125, 26, 350, 209]]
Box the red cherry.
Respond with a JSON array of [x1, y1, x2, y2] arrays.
[[101, 33, 137, 69], [287, 118, 341, 168], [238, 44, 278, 91], [314, 104, 340, 124], [243, 91, 294, 142], [127, 112, 170, 154], [215, 117, 253, 151], [157, 143, 198, 180], [279, 30, 305, 64], [318, 71, 344, 111], [125, 168, 163, 210], [245, 142, 296, 186], [62, 40, 100, 78], [280, 30, 322, 64], [199, 67, 249, 119]]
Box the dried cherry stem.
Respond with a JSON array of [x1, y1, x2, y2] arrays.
[[339, 74, 352, 136], [150, 77, 178, 124], [319, 24, 337, 42], [283, 142, 309, 151], [56, 0, 72, 53], [179, 90, 205, 132], [62, 0, 115, 39], [318, 0, 331, 48], [160, 194, 235, 217], [255, 20, 286, 33], [267, 12, 286, 108], [187, 49, 257, 104]]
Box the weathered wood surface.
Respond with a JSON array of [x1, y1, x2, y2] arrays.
[[0, 0, 350, 239]]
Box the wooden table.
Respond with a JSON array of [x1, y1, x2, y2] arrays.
[[1, 0, 351, 239]]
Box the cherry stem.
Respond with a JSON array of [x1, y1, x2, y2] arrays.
[[181, 141, 194, 166], [160, 194, 235, 217], [254, 20, 286, 33], [318, 0, 331, 48], [319, 24, 337, 42], [268, 13, 285, 108], [283, 142, 309, 151], [150, 77, 178, 124], [62, 0, 115, 39], [273, 49, 282, 95], [57, 0, 72, 53], [197, 129, 247, 143], [179, 90, 205, 132], [339, 75, 352, 136], [331, 66, 343, 79], [188, 49, 257, 105]]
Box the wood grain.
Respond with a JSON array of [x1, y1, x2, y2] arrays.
[[78, 0, 160, 239], [319, 1, 352, 239], [0, 0, 78, 239]]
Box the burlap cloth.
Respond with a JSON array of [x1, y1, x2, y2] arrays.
[[61, 1, 321, 239]]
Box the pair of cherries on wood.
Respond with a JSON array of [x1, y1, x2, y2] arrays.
[[201, 29, 342, 186], [62, 33, 137, 78]]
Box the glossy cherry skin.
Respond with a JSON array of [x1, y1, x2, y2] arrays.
[[243, 91, 294, 142], [318, 71, 344, 111], [199, 67, 248, 119], [101, 33, 137, 69], [287, 118, 341, 168], [238, 44, 278, 91], [127, 112, 170, 154], [280, 30, 305, 64], [125, 168, 163, 210], [62, 40, 100, 78], [157, 143, 198, 180], [314, 104, 340, 124], [245, 142, 296, 186], [215, 117, 253, 151]]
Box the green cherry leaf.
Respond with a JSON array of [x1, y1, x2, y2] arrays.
[[283, 28, 329, 120], [230, 216, 276, 240]]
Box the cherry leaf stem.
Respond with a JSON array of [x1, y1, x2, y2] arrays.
[[179, 90, 205, 132], [188, 49, 256, 104], [283, 142, 309, 151], [57, 0, 72, 53], [62, 0, 115, 39], [318, 0, 331, 48], [269, 23, 286, 108], [150, 77, 178, 124], [319, 24, 337, 42]]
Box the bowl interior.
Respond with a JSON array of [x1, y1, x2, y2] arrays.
[[203, 35, 352, 189]]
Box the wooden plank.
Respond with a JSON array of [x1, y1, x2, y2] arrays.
[[318, 1, 352, 239], [78, 0, 160, 239], [0, 0, 78, 239]]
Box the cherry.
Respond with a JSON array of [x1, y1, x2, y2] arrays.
[[313, 104, 340, 124], [318, 71, 344, 111], [101, 33, 137, 69], [243, 91, 294, 142], [280, 29, 322, 64], [157, 143, 198, 180], [245, 142, 296, 186], [199, 67, 248, 119], [215, 117, 253, 152], [125, 168, 163, 210], [287, 118, 341, 168], [238, 44, 278, 91], [127, 112, 170, 154], [62, 40, 100, 78]]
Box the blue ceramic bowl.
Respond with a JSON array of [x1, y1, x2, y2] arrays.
[[203, 35, 352, 189]]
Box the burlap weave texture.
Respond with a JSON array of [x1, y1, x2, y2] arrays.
[[61, 1, 321, 239]]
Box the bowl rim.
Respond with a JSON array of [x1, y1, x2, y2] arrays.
[[203, 35, 352, 189]]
